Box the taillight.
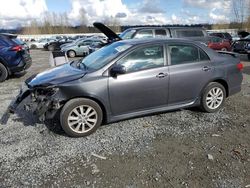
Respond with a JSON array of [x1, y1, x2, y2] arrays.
[[237, 63, 243, 71], [11, 45, 23, 52]]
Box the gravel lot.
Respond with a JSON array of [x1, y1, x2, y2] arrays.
[[0, 50, 249, 188]]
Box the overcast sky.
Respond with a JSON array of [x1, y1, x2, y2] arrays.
[[0, 0, 248, 29]]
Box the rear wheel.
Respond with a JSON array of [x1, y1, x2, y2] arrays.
[[200, 82, 226, 113], [221, 47, 227, 51], [0, 63, 8, 82], [68, 50, 76, 58], [60, 98, 103, 137]]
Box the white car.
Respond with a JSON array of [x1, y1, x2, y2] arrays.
[[29, 38, 56, 49]]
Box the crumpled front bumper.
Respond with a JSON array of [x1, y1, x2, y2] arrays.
[[9, 83, 64, 121]]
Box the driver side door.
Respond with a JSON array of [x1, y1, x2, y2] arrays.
[[108, 44, 169, 116]]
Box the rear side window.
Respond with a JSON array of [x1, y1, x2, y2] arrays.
[[0, 36, 15, 46], [11, 38, 24, 45], [169, 44, 209, 65], [155, 29, 167, 38], [199, 49, 210, 61], [0, 38, 7, 46], [134, 30, 153, 39], [224, 33, 232, 39], [175, 30, 204, 37]]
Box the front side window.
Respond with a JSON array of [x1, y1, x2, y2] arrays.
[[117, 45, 164, 73], [134, 30, 154, 39], [169, 44, 200, 65]]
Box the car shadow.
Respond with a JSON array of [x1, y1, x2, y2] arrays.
[[0, 100, 65, 136]]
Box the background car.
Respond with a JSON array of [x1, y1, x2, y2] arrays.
[[11, 38, 243, 137], [207, 36, 231, 51], [61, 38, 106, 57], [29, 38, 56, 49], [209, 32, 232, 44], [44, 38, 74, 51], [232, 34, 250, 60], [94, 22, 210, 45], [0, 33, 32, 82]]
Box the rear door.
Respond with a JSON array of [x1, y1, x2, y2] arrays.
[[167, 42, 214, 105], [108, 44, 169, 115]]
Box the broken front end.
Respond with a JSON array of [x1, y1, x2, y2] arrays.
[[9, 83, 65, 121]]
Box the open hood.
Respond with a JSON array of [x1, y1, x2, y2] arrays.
[[93, 22, 121, 42]]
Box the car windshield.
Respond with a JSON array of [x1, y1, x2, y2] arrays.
[[119, 29, 136, 39], [79, 42, 132, 71]]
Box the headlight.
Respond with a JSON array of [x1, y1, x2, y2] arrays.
[[33, 87, 59, 98]]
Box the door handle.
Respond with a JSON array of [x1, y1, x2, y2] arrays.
[[202, 66, 212, 71], [156, 73, 168, 78]]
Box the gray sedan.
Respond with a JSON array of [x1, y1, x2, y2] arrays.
[[10, 39, 243, 137]]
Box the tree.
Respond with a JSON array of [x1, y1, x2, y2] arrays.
[[231, 0, 250, 29]]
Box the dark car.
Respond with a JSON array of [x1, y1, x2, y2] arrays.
[[93, 22, 209, 44], [44, 38, 74, 51], [232, 35, 250, 60], [0, 33, 32, 82], [10, 38, 243, 137], [209, 32, 232, 44]]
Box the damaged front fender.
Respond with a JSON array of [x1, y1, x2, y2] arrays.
[[9, 83, 66, 121]]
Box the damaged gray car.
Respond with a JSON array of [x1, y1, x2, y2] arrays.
[[9, 38, 243, 137]]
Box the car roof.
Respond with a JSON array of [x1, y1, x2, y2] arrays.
[[125, 27, 205, 31], [114, 38, 219, 59], [116, 38, 201, 46]]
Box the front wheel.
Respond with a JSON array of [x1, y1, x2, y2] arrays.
[[60, 98, 103, 137], [68, 50, 76, 58], [200, 82, 226, 113]]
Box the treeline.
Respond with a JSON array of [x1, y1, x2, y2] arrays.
[[19, 22, 250, 35]]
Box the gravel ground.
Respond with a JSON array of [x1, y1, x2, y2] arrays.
[[0, 50, 249, 188]]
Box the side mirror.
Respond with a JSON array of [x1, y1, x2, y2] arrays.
[[110, 64, 126, 77]]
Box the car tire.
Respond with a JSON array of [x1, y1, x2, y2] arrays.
[[48, 45, 55, 51], [0, 63, 8, 82], [200, 82, 226, 113], [60, 98, 103, 137], [221, 47, 227, 51], [30, 44, 37, 49], [68, 50, 76, 58], [248, 54, 250, 60]]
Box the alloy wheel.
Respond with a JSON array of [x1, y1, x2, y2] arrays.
[[67, 105, 98, 133], [205, 87, 224, 110]]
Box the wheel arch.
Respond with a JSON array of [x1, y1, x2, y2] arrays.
[[62, 96, 108, 124], [203, 78, 229, 97], [212, 79, 229, 97], [67, 49, 76, 56]]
